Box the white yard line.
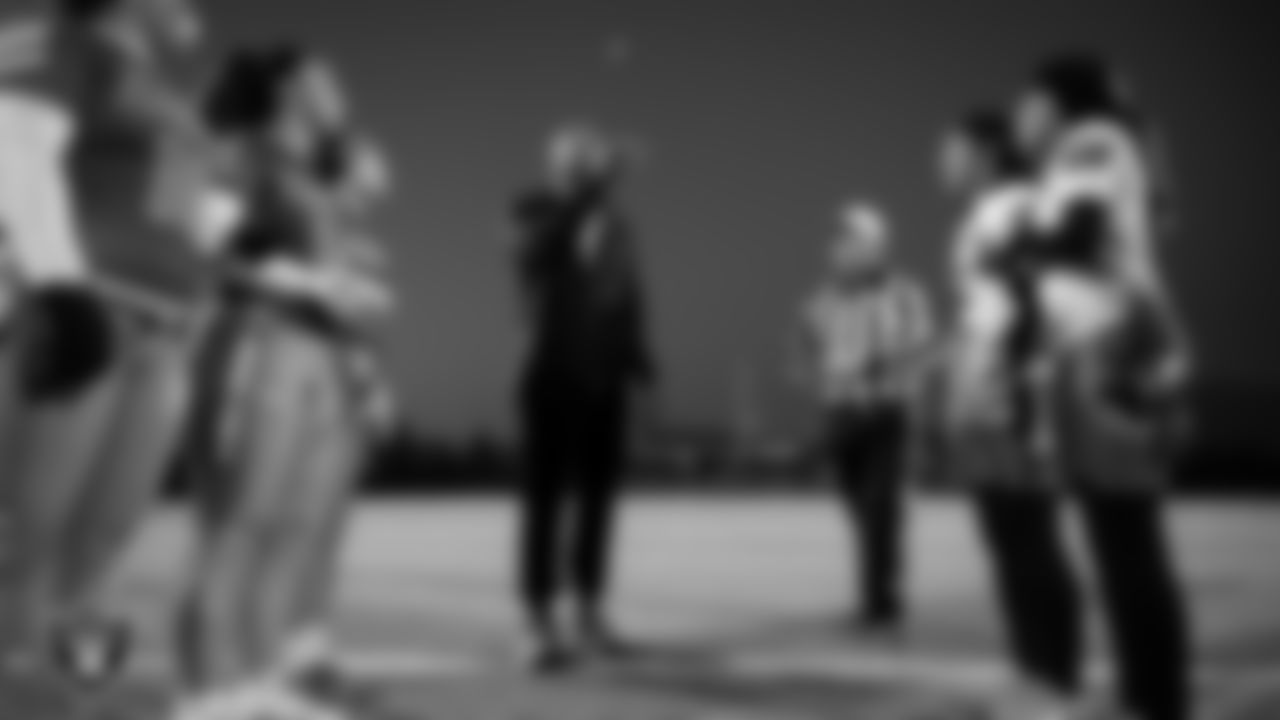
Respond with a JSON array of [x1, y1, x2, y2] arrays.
[[131, 647, 486, 684]]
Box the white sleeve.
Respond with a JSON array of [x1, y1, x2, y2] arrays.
[[1033, 122, 1141, 227], [1035, 121, 1160, 293], [953, 186, 1028, 282], [257, 259, 324, 297], [0, 93, 87, 283]]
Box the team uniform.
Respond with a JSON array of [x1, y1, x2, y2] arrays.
[[173, 55, 392, 715], [969, 117, 1191, 720], [41, 19, 219, 677], [801, 269, 932, 625], [936, 182, 1042, 486]]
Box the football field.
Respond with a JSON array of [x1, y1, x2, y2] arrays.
[[10, 494, 1280, 719]]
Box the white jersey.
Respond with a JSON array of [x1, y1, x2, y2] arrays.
[[942, 185, 1035, 427], [1030, 119, 1154, 351], [952, 183, 1035, 344], [0, 89, 86, 303], [803, 273, 932, 406]]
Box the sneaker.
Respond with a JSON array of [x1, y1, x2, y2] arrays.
[[523, 632, 575, 675], [852, 605, 905, 637], [577, 621, 636, 660], [274, 628, 363, 702]]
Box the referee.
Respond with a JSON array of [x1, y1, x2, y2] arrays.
[[792, 202, 933, 631]]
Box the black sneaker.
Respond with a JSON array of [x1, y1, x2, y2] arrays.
[[525, 634, 575, 675], [577, 622, 636, 661], [853, 606, 904, 637]]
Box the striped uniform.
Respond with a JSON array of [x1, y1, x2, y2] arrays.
[[803, 272, 933, 409]]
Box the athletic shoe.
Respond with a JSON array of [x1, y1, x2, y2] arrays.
[[523, 632, 575, 675], [852, 605, 905, 639], [576, 621, 637, 661]]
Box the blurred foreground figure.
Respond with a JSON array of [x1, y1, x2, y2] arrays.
[[171, 45, 393, 720], [0, 14, 83, 663], [0, 0, 216, 686], [792, 202, 933, 631], [510, 124, 656, 672], [938, 54, 1192, 720]]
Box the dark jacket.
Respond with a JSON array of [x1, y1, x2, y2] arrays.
[[513, 184, 654, 394]]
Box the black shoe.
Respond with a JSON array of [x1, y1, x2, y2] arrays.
[[293, 661, 377, 707], [525, 632, 576, 675], [853, 606, 904, 635], [578, 622, 636, 661]]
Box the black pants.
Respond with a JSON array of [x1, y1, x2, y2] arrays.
[[975, 490, 1189, 720], [518, 373, 629, 628], [829, 404, 908, 620]]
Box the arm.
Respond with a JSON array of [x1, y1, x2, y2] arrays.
[[254, 256, 393, 320], [787, 301, 823, 396], [886, 276, 939, 408], [611, 216, 658, 386], [508, 198, 544, 332], [1050, 122, 1194, 388]]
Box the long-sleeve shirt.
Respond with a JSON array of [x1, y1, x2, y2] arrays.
[[0, 89, 83, 296], [1029, 119, 1191, 391], [513, 184, 655, 391], [801, 271, 933, 407]]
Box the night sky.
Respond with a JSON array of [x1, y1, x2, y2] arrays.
[[17, 0, 1280, 437]]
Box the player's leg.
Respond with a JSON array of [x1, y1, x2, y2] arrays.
[[0, 99, 110, 670], [517, 374, 573, 670], [184, 314, 311, 688], [4, 290, 124, 668], [173, 302, 253, 690], [272, 344, 365, 689], [570, 389, 628, 651], [856, 406, 909, 628], [974, 489, 1083, 692], [53, 313, 197, 677], [1081, 492, 1189, 720], [172, 316, 353, 720]]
